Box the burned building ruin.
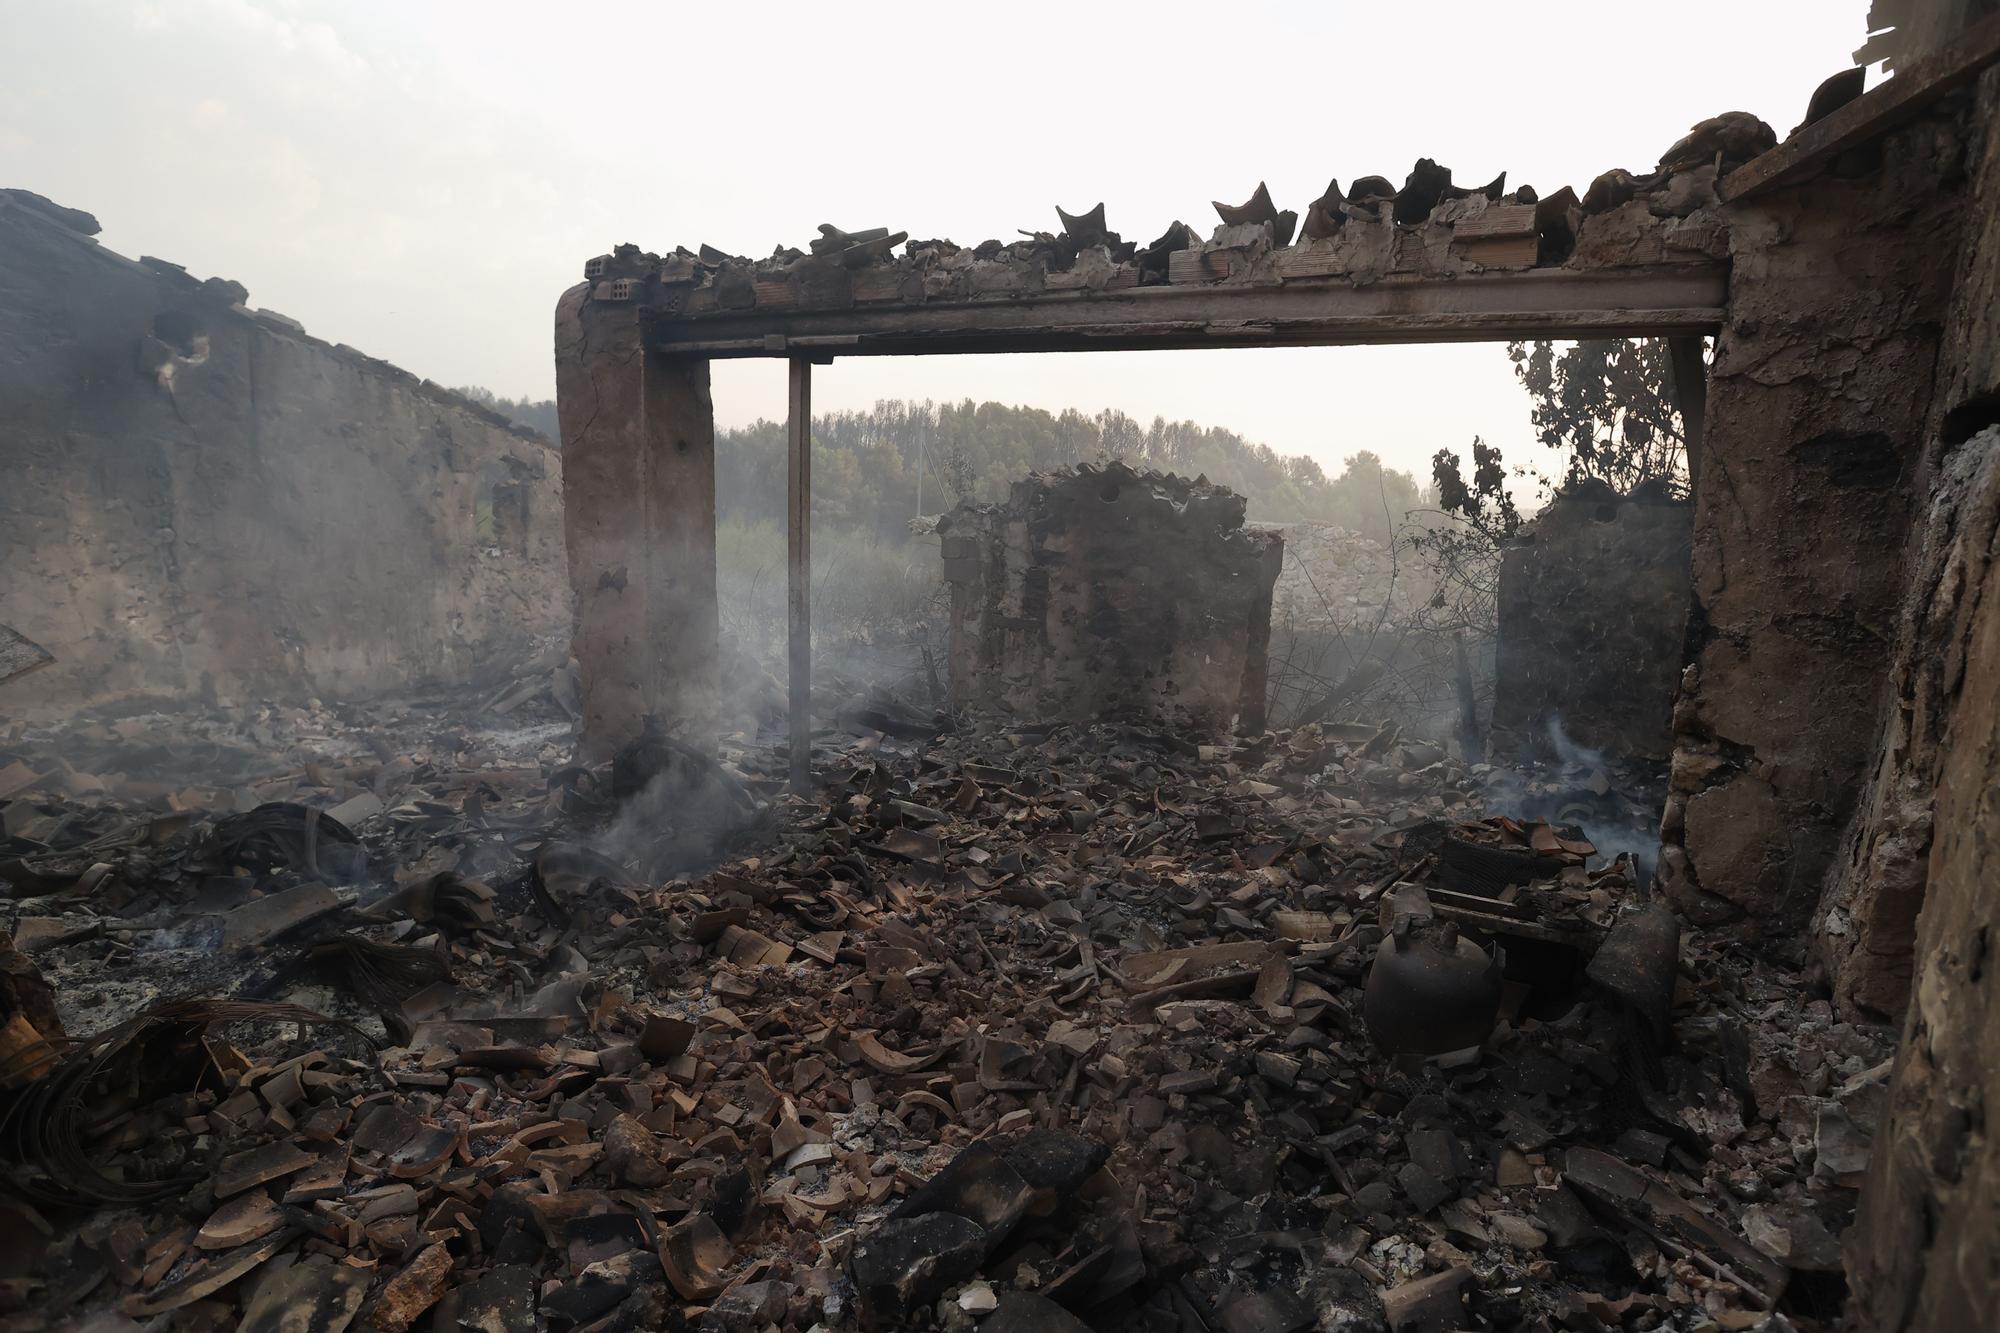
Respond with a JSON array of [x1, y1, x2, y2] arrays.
[[7, 4, 2000, 1331], [540, 23, 2000, 1321]]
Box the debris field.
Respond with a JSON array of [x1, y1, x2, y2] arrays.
[[0, 696, 1893, 1332]]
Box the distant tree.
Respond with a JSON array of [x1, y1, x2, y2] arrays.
[[1325, 450, 1424, 545], [937, 445, 977, 505], [1509, 338, 1688, 497], [1430, 436, 1520, 540], [500, 397, 560, 441], [1425, 337, 1688, 554], [710, 399, 1426, 544]]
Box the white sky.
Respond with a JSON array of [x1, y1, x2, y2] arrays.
[[1, 0, 1871, 483]]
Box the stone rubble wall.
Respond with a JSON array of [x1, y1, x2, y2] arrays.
[[1850, 56, 2000, 1328], [0, 192, 570, 714], [1268, 523, 1411, 629], [938, 462, 1282, 735], [1656, 109, 1969, 936], [1489, 488, 1693, 765], [1848, 424, 2000, 1323], [552, 282, 719, 761], [1816, 438, 2000, 1019], [578, 138, 1745, 322]]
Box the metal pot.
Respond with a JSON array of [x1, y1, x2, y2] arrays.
[[1364, 907, 1505, 1057]]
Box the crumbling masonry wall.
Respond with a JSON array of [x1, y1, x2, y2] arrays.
[[940, 462, 1282, 734], [0, 192, 570, 713], [552, 282, 719, 763], [1657, 111, 1969, 934], [1816, 433, 1999, 1019], [567, 131, 1735, 759], [1851, 63, 2000, 1330], [1489, 488, 1692, 764]]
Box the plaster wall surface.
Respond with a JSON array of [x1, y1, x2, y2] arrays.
[[0, 195, 569, 714], [552, 284, 719, 762]]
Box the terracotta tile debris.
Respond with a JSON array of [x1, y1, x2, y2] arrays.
[[0, 696, 1898, 1330], [588, 136, 1737, 334]]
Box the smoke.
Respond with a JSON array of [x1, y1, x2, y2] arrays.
[[587, 726, 770, 882], [1546, 715, 1610, 773], [1477, 712, 1664, 883], [140, 919, 218, 955], [713, 518, 948, 733], [1582, 820, 1661, 888]]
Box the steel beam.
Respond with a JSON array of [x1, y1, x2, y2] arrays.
[[786, 357, 813, 793], [642, 265, 1726, 360]]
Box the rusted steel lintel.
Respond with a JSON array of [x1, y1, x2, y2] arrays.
[[640, 266, 1727, 359], [651, 313, 1727, 358]]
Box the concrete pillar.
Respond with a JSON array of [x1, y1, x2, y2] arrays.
[[554, 282, 718, 761]]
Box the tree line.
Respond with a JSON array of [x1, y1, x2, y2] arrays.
[[461, 389, 1429, 546], [463, 338, 1691, 552], [713, 401, 1427, 546]]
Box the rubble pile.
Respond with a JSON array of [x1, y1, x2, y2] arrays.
[[0, 700, 1894, 1331], [582, 116, 1769, 318], [1269, 527, 1413, 631]]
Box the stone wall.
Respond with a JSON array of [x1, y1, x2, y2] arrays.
[[1816, 436, 1999, 1019], [939, 462, 1282, 734], [1851, 59, 2000, 1328], [1489, 487, 1692, 764], [1656, 109, 1969, 935], [0, 192, 569, 714], [1847, 436, 2000, 1330], [552, 280, 719, 762]]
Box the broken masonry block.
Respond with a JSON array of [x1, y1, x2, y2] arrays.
[[1000, 1127, 1110, 1196], [848, 1212, 987, 1327], [891, 1140, 1035, 1248], [982, 1292, 1094, 1333]]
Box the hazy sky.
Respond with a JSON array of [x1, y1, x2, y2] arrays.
[[2, 0, 1871, 484]]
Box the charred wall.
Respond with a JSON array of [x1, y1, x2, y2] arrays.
[[552, 279, 719, 762], [1816, 433, 1998, 1020], [1850, 62, 2000, 1330], [0, 192, 569, 714], [1657, 110, 1969, 935], [1489, 487, 1692, 764], [939, 462, 1282, 734]]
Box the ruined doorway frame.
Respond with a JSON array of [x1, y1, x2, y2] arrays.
[[565, 260, 1736, 789], [558, 17, 2000, 788], [765, 326, 1710, 793]]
